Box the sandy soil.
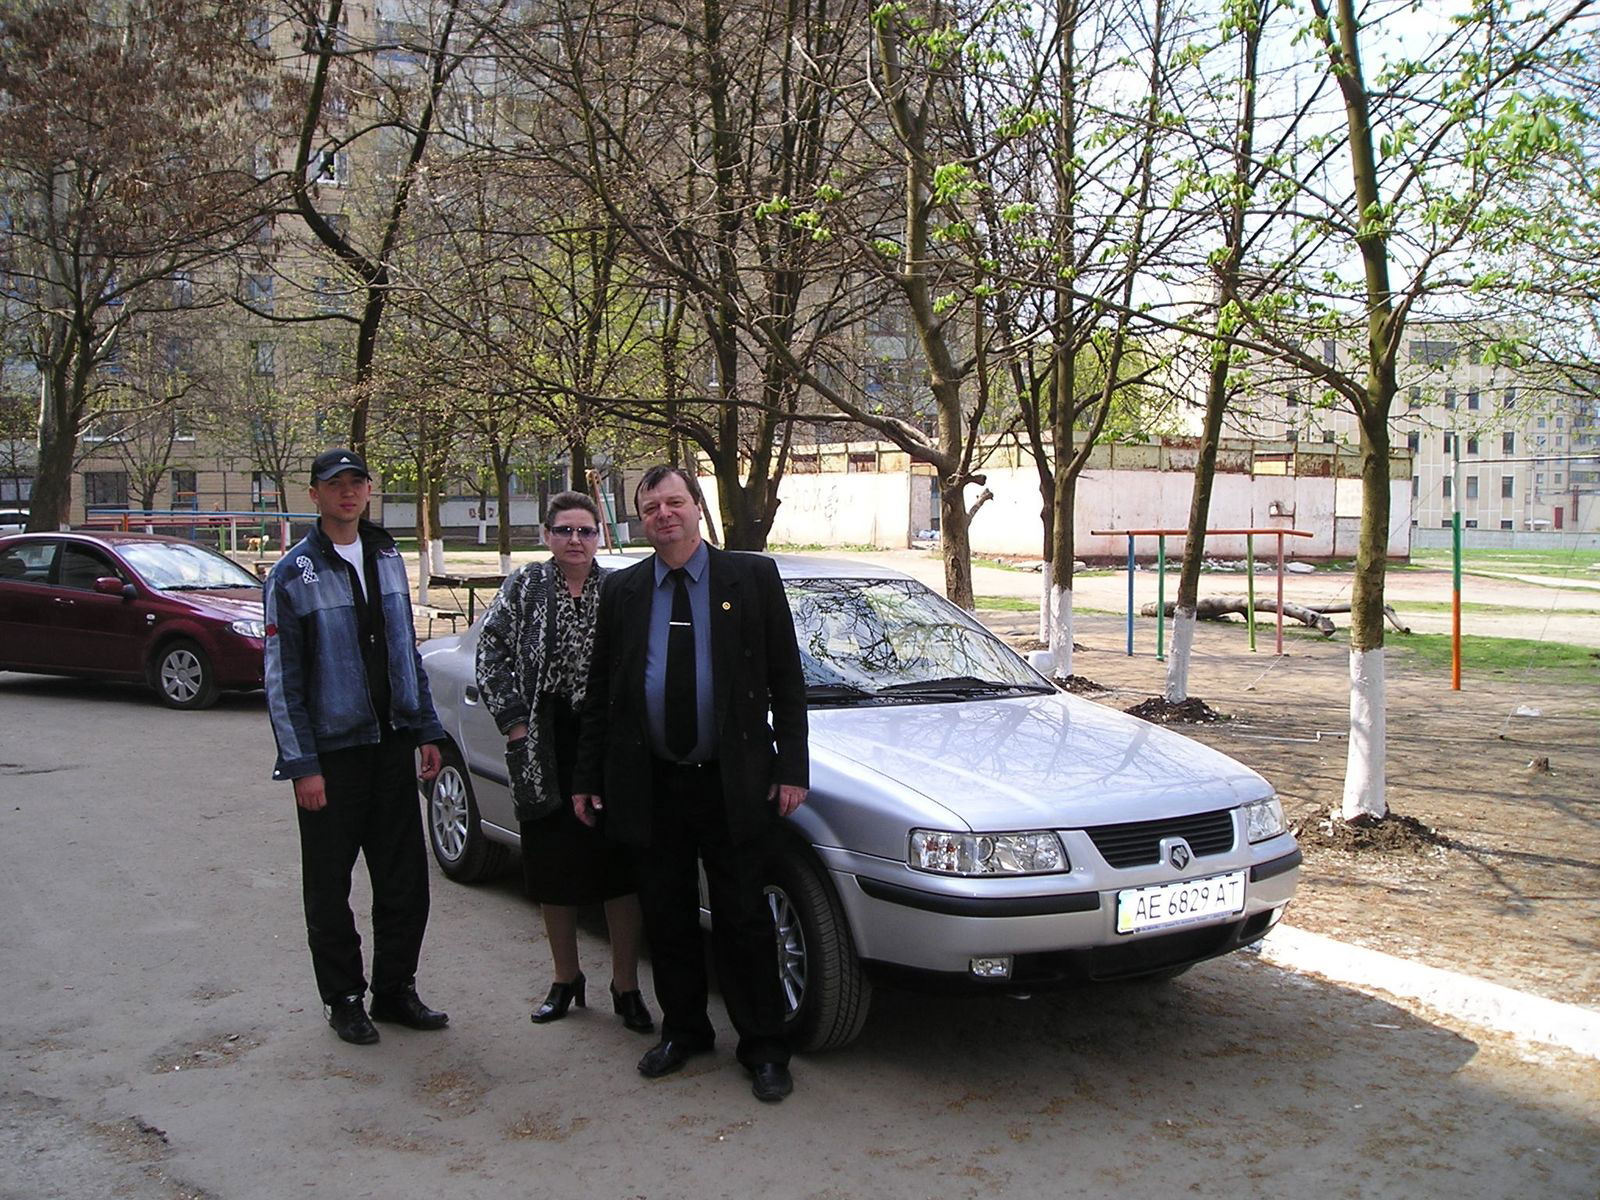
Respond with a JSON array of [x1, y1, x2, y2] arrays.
[[978, 606, 1600, 1012]]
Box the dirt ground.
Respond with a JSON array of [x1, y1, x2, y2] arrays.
[[979, 607, 1600, 1013]]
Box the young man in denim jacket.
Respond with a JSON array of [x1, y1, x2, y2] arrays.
[[264, 448, 450, 1045]]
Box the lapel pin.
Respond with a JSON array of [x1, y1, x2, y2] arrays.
[[722, 601, 732, 611]]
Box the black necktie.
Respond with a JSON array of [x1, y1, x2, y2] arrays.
[[664, 567, 697, 758]]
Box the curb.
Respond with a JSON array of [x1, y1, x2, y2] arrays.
[[1258, 925, 1600, 1060]]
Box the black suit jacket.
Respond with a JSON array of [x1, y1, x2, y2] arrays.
[[573, 546, 809, 847]]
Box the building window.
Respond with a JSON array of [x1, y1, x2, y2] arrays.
[[847, 452, 876, 473], [247, 273, 274, 314], [1502, 431, 1515, 454], [251, 472, 280, 510], [1440, 519, 1452, 528], [1466, 436, 1478, 455], [1286, 389, 1299, 408], [1501, 519, 1513, 529], [1501, 475, 1514, 498], [312, 149, 350, 187], [1465, 476, 1478, 499], [1409, 340, 1457, 365], [171, 272, 194, 307], [1464, 519, 1478, 528], [1442, 476, 1452, 497], [1443, 433, 1454, 453], [251, 341, 276, 377], [1467, 390, 1479, 410], [1406, 431, 1420, 452], [1322, 429, 1335, 443], [1322, 339, 1336, 366], [1554, 473, 1563, 485], [1503, 387, 1516, 409], [1407, 386, 1420, 410], [1411, 476, 1419, 497], [1556, 416, 1564, 429], [171, 470, 198, 510], [84, 471, 129, 510], [1444, 389, 1456, 410], [1537, 416, 1547, 429], [313, 277, 342, 314]]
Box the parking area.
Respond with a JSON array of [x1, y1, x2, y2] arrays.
[[2, 634, 1598, 1197]]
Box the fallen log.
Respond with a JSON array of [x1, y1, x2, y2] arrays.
[[1140, 596, 1335, 635], [1138, 596, 1412, 636]]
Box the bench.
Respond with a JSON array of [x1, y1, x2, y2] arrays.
[[414, 605, 465, 639]]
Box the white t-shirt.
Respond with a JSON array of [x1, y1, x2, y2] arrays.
[[333, 538, 367, 600]]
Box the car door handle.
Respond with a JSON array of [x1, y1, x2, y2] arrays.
[[464, 685, 481, 704], [52, 596, 75, 605]]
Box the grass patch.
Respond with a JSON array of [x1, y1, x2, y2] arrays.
[[1390, 599, 1600, 617], [770, 542, 885, 554], [975, 594, 1038, 612], [1411, 547, 1600, 579], [1389, 632, 1600, 683]]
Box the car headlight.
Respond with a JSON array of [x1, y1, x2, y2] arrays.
[[909, 829, 1068, 876], [1242, 796, 1287, 843], [231, 618, 266, 639]]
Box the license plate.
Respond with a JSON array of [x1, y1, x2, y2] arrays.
[[1115, 870, 1246, 934]]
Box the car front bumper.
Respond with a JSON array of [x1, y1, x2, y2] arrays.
[[820, 842, 1301, 983]]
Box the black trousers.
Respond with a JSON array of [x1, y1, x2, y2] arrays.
[[638, 760, 789, 1068], [296, 734, 430, 1004]]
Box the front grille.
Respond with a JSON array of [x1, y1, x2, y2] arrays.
[[1084, 808, 1235, 868]]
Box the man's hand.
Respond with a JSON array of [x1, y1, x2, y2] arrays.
[[505, 723, 529, 744], [769, 783, 808, 818], [293, 774, 327, 811], [573, 793, 604, 827], [418, 742, 442, 782]]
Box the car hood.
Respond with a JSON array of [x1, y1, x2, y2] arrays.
[[808, 691, 1270, 831], [160, 588, 264, 621]]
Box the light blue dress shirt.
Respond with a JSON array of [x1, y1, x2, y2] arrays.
[[645, 541, 716, 762]]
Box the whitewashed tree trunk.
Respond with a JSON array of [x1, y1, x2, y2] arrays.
[[1164, 607, 1196, 702], [1341, 646, 1387, 821], [1038, 571, 1050, 643], [430, 539, 446, 575], [1049, 583, 1074, 679], [499, 552, 512, 575], [415, 548, 430, 606]]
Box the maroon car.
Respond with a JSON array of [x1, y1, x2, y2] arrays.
[[0, 530, 265, 709]]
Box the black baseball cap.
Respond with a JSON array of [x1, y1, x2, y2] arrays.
[[310, 448, 371, 483]]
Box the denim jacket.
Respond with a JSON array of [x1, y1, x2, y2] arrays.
[[264, 519, 445, 779]]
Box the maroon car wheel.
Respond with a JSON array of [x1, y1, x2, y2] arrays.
[[152, 639, 219, 710]]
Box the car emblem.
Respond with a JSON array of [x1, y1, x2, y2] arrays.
[[1168, 841, 1191, 870]]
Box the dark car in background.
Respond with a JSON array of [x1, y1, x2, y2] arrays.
[[0, 531, 265, 709]]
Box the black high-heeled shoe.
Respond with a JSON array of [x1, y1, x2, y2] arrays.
[[610, 982, 655, 1033], [530, 973, 586, 1024]]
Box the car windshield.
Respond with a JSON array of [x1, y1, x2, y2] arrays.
[[786, 577, 1049, 698], [119, 542, 261, 591]]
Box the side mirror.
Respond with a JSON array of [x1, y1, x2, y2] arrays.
[[93, 576, 135, 599]]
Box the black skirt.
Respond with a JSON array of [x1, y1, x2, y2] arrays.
[[519, 697, 635, 906]]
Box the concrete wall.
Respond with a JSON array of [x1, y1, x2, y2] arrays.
[[1412, 527, 1600, 551], [703, 470, 915, 549], [765, 461, 1412, 561]]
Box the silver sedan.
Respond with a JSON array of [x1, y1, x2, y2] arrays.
[[419, 554, 1300, 1051]]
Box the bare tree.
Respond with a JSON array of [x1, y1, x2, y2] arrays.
[[0, 0, 269, 529]]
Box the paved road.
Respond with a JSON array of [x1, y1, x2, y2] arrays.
[[2, 679, 1597, 1199]]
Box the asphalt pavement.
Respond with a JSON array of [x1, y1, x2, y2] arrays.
[[2, 677, 1597, 1199]]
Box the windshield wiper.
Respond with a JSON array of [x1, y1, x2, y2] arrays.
[[877, 676, 1052, 697], [805, 682, 879, 702]]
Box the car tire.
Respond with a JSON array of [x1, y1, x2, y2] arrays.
[[152, 639, 219, 710], [764, 851, 872, 1053], [426, 742, 507, 883]]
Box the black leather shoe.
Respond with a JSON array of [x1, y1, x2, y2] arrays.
[[749, 1062, 793, 1103], [637, 1038, 711, 1078], [328, 994, 379, 1045], [369, 988, 449, 1030], [531, 973, 586, 1024], [610, 983, 654, 1033]]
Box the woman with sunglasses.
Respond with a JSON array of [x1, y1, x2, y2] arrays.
[[474, 491, 652, 1034]]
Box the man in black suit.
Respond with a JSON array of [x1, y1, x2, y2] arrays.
[[573, 465, 808, 1103]]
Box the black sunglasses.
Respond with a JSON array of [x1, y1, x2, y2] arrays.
[[548, 524, 600, 539]]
